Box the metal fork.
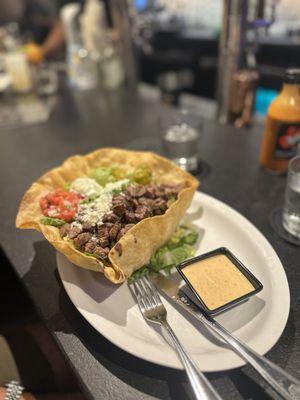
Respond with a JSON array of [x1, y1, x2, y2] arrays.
[[130, 276, 222, 400]]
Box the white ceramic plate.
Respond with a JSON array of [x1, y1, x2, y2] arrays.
[[57, 192, 290, 372]]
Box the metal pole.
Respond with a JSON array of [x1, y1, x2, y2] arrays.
[[216, 0, 248, 124], [110, 0, 138, 89]]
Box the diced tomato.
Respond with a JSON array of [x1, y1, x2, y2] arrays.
[[60, 210, 74, 222], [40, 189, 83, 222]]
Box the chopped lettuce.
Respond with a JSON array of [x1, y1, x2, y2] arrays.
[[150, 243, 195, 273], [89, 167, 117, 186], [128, 224, 198, 283], [64, 182, 71, 190], [89, 164, 153, 187], [167, 224, 198, 248], [111, 180, 131, 195], [84, 252, 105, 261], [41, 217, 65, 227], [89, 166, 128, 186], [127, 266, 149, 284]]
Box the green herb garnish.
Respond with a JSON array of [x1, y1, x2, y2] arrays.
[[84, 252, 105, 261], [41, 217, 65, 227]]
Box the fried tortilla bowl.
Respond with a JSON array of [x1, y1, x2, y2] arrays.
[[16, 148, 199, 283]]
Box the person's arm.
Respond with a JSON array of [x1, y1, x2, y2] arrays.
[[0, 388, 85, 400], [41, 20, 65, 57], [0, 388, 34, 400]]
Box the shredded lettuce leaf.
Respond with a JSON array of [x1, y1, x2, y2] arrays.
[[84, 252, 105, 261], [64, 182, 71, 190], [128, 224, 198, 283], [127, 266, 149, 284], [89, 167, 117, 186], [41, 217, 65, 227], [150, 243, 195, 273]]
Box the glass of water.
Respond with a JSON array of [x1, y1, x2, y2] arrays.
[[282, 155, 300, 238], [160, 108, 201, 172], [36, 64, 58, 96]]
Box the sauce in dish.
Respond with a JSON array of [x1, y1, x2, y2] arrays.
[[182, 254, 255, 311]]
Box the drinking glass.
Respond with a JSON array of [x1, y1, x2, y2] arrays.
[[160, 108, 201, 172], [36, 64, 58, 96], [5, 51, 32, 93], [282, 155, 300, 238]]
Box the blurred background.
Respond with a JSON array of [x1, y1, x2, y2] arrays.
[[0, 0, 299, 127]]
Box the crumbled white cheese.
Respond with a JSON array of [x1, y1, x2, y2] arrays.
[[76, 192, 112, 226], [70, 177, 102, 197], [48, 209, 59, 217], [73, 178, 130, 227], [102, 179, 130, 194], [71, 221, 83, 229]]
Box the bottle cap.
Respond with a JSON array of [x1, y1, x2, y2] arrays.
[[284, 69, 300, 84]]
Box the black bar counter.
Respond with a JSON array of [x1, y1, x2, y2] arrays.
[[1, 86, 299, 400]]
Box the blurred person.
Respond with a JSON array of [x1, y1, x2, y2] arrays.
[[0, 0, 111, 62], [0, 0, 60, 62], [0, 321, 85, 400]]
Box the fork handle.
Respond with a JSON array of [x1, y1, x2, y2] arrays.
[[162, 321, 222, 400]]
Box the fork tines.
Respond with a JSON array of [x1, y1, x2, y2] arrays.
[[131, 275, 163, 313]]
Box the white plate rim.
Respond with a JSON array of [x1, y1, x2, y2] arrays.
[[57, 192, 290, 371]]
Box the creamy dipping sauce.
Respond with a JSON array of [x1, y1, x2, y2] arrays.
[[182, 254, 254, 310]]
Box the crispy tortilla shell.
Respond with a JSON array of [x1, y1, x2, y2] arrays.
[[16, 148, 199, 283]]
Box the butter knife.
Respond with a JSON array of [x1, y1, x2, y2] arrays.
[[151, 273, 300, 400]]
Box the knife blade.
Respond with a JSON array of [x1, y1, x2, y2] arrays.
[[150, 272, 216, 328], [151, 273, 300, 400]]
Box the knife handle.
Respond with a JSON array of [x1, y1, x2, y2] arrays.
[[193, 310, 300, 400]]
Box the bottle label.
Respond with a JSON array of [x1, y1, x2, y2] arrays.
[[274, 121, 300, 159]]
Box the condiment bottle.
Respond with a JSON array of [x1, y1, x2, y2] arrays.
[[259, 69, 300, 173]]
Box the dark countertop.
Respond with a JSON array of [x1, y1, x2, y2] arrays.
[[1, 86, 299, 400]]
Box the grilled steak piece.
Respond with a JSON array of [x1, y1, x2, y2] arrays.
[[152, 198, 168, 215], [109, 223, 122, 242], [124, 211, 136, 223], [138, 197, 154, 208], [144, 185, 157, 199], [60, 223, 70, 237], [126, 185, 146, 198], [112, 202, 127, 216], [135, 205, 151, 221], [99, 236, 109, 248], [116, 224, 135, 241], [68, 225, 82, 239], [97, 224, 110, 238], [73, 232, 92, 250], [112, 195, 126, 205], [94, 246, 109, 260], [102, 212, 119, 223], [84, 241, 97, 253], [82, 221, 94, 232]]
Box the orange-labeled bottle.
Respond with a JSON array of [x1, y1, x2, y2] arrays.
[[260, 69, 300, 173]]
